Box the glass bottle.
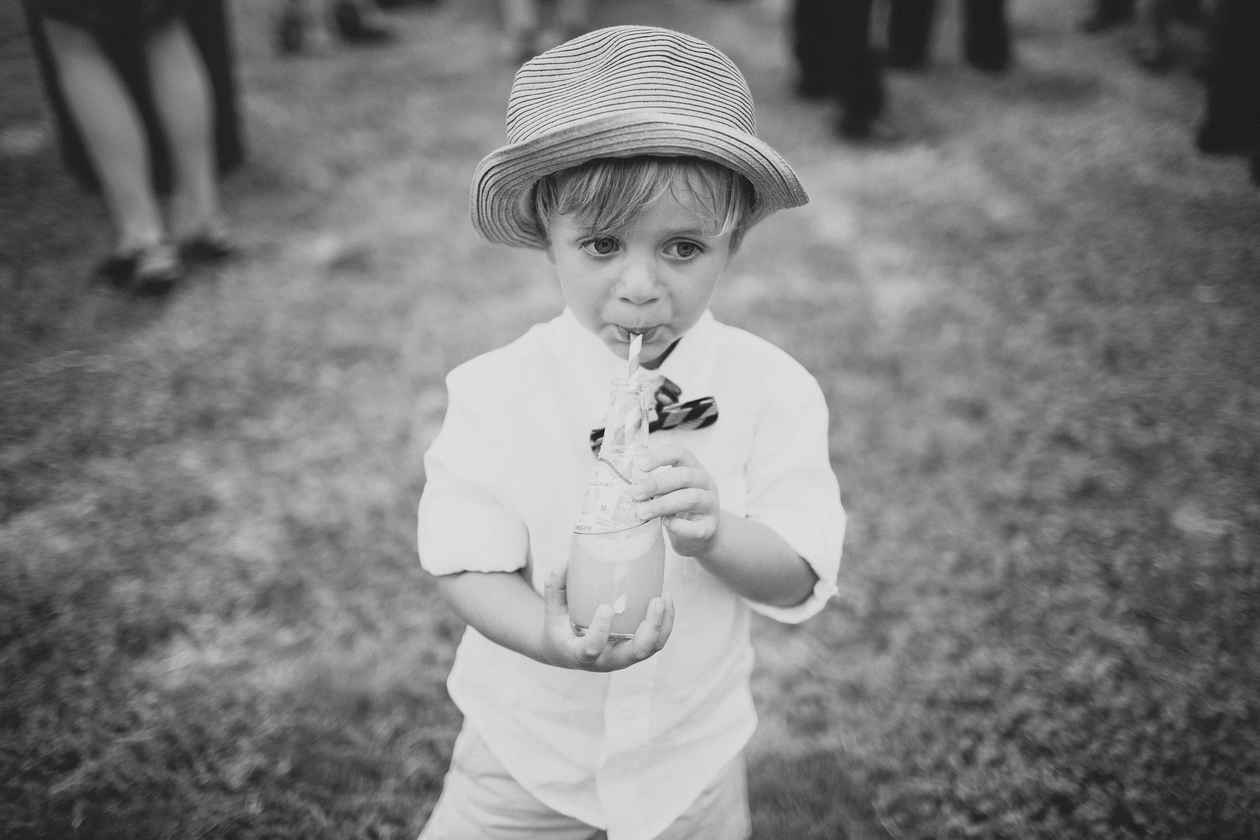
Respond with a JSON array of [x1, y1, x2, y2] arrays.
[[567, 374, 666, 639]]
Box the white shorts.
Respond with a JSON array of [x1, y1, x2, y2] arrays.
[[418, 725, 751, 840]]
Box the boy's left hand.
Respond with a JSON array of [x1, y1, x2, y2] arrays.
[[630, 442, 720, 559]]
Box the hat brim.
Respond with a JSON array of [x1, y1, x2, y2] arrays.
[[470, 111, 809, 248]]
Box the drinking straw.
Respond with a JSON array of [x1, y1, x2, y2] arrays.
[[627, 332, 643, 379]]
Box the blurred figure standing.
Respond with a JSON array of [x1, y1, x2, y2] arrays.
[[1079, 0, 1207, 72], [791, 0, 898, 142], [24, 1, 242, 296], [1195, 0, 1259, 184], [885, 0, 1012, 74], [1078, 0, 1136, 32], [273, 0, 397, 56], [498, 0, 591, 63], [1133, 0, 1207, 72], [1133, 0, 1176, 70]]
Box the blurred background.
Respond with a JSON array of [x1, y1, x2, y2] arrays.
[[1, 0, 1257, 837]]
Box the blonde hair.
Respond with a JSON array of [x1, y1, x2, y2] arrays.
[[531, 157, 756, 250]]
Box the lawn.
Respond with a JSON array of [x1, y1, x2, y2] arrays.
[[2, 0, 1258, 838]]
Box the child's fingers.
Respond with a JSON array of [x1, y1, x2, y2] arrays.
[[662, 512, 715, 538], [638, 487, 713, 521], [543, 566, 568, 615], [629, 465, 711, 502], [628, 597, 666, 661], [638, 441, 698, 472], [654, 596, 676, 651], [578, 604, 614, 663]]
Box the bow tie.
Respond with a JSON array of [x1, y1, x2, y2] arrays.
[[589, 376, 718, 454]]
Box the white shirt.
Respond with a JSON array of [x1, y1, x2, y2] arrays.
[[416, 308, 845, 840]]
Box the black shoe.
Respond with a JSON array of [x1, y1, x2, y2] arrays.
[[178, 230, 238, 265], [333, 1, 395, 45], [94, 244, 182, 297]]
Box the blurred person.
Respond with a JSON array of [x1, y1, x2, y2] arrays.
[[884, 0, 934, 69], [273, 0, 397, 56], [1133, 0, 1175, 70], [792, 0, 902, 142], [885, 0, 1012, 74], [958, 0, 1012, 72], [1078, 0, 1137, 32], [416, 25, 844, 840], [1133, 0, 1207, 72], [24, 0, 242, 296], [498, 0, 591, 63], [1195, 0, 1259, 185], [1080, 0, 1212, 73]]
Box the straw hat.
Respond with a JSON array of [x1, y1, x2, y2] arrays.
[[470, 25, 809, 249]]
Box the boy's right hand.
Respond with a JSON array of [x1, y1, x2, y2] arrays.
[[541, 568, 675, 671]]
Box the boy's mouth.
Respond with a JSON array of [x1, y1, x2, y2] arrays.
[[614, 325, 660, 344]]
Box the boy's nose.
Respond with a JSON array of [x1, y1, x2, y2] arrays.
[[617, 256, 660, 305]]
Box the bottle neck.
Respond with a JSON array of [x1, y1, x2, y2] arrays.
[[600, 376, 654, 454]]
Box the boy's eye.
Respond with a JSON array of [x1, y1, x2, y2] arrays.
[[581, 236, 621, 257], [665, 240, 704, 260]]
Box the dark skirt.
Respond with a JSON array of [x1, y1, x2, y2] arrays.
[[23, 0, 245, 194]]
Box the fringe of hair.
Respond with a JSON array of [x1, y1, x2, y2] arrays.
[[532, 157, 755, 246]]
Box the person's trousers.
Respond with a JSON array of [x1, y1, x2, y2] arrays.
[[886, 0, 1010, 72], [961, 0, 1010, 72], [886, 0, 937, 68], [1196, 0, 1260, 161], [791, 0, 884, 128], [1091, 0, 1138, 21]]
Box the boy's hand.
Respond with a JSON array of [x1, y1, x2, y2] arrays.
[[630, 443, 720, 559], [541, 568, 675, 672]]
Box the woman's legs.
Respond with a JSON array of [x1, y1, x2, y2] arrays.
[[145, 18, 223, 240], [42, 18, 164, 254]]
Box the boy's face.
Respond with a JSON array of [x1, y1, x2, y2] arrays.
[[546, 182, 735, 368]]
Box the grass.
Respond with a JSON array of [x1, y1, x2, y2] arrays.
[[2, 0, 1259, 838]]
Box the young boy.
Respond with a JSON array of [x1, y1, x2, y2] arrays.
[[416, 25, 845, 840]]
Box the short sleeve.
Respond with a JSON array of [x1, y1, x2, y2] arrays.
[[416, 366, 529, 576], [742, 369, 845, 624]]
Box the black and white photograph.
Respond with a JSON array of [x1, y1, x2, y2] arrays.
[[2, 1, 1257, 838]]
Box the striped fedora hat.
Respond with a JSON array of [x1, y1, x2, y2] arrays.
[[471, 25, 809, 249]]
